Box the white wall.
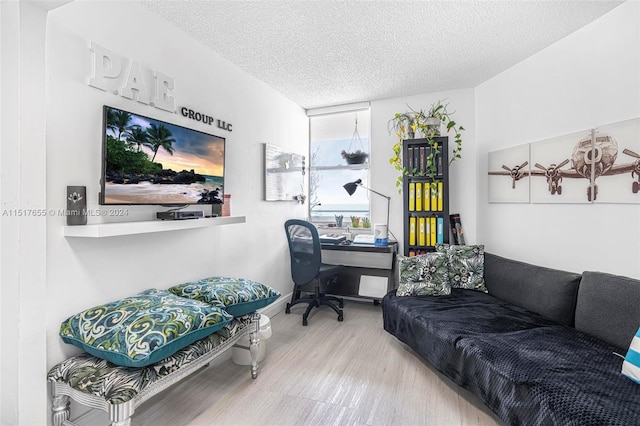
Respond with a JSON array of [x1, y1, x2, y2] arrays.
[[7, 1, 309, 424], [476, 1, 640, 277], [1, 2, 50, 424], [370, 89, 476, 253]]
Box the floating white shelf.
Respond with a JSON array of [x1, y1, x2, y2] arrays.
[[63, 216, 246, 238]]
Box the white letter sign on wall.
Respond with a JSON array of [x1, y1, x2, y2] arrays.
[[154, 71, 175, 112], [120, 60, 149, 104], [88, 41, 175, 112], [88, 42, 121, 91]]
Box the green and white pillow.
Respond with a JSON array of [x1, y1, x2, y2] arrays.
[[437, 244, 487, 292], [59, 289, 233, 368], [169, 277, 281, 317], [396, 252, 451, 296]]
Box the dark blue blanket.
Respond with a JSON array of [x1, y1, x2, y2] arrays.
[[382, 289, 640, 425]]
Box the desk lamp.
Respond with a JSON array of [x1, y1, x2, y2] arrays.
[[343, 179, 391, 246]]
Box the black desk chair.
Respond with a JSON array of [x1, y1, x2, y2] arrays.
[[284, 219, 344, 326]]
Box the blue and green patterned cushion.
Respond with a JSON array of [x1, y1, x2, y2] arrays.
[[436, 244, 487, 292], [59, 289, 233, 368], [168, 277, 281, 317], [396, 252, 451, 296]]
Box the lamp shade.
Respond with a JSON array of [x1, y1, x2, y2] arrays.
[[343, 179, 362, 196]]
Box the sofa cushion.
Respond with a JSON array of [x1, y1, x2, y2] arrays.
[[396, 252, 450, 296], [483, 253, 581, 327], [438, 244, 487, 292], [59, 289, 233, 368], [575, 271, 640, 350], [168, 277, 281, 317]]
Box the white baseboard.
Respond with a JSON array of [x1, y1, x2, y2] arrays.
[[258, 292, 291, 318]]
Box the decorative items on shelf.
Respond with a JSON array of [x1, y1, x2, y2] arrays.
[[66, 186, 87, 226], [346, 216, 372, 229], [341, 114, 369, 165], [222, 193, 231, 217], [335, 215, 343, 227], [388, 100, 465, 192]]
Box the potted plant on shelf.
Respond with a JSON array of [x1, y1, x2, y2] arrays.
[[388, 100, 465, 192], [388, 112, 417, 139]]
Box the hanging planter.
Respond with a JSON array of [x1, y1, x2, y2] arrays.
[[341, 115, 369, 165], [341, 150, 369, 164]]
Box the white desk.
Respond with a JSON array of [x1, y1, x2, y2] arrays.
[[321, 242, 397, 301]]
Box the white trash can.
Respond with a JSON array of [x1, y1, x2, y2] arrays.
[[232, 315, 272, 365]]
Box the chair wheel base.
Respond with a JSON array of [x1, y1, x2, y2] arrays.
[[338, 313, 344, 322], [285, 304, 291, 314]]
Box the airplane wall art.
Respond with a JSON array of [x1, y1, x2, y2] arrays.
[[488, 118, 640, 204]]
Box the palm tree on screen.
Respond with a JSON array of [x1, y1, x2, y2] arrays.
[[107, 110, 133, 140], [146, 123, 176, 161], [126, 125, 149, 152]]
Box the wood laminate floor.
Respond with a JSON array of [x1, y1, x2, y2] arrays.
[[75, 300, 502, 426]]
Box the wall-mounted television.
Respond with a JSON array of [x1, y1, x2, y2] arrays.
[[100, 105, 225, 206]]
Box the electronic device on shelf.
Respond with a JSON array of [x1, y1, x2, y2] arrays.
[[156, 210, 205, 221], [99, 105, 226, 207]]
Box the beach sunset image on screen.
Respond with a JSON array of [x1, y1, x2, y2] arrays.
[[100, 106, 225, 205]]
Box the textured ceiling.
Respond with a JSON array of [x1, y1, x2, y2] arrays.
[[140, 0, 624, 109]]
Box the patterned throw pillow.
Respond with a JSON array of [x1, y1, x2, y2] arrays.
[[437, 244, 487, 292], [168, 277, 281, 317], [396, 252, 451, 296], [59, 289, 233, 368], [623, 326, 640, 384]]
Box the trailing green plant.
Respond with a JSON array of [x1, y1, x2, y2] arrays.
[[388, 100, 465, 192]]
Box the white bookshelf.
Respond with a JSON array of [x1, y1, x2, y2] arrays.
[[63, 216, 246, 238]]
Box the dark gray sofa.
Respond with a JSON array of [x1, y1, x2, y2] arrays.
[[382, 253, 640, 425]]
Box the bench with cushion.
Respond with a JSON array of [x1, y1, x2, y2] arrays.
[[49, 316, 258, 426], [48, 277, 281, 426]]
